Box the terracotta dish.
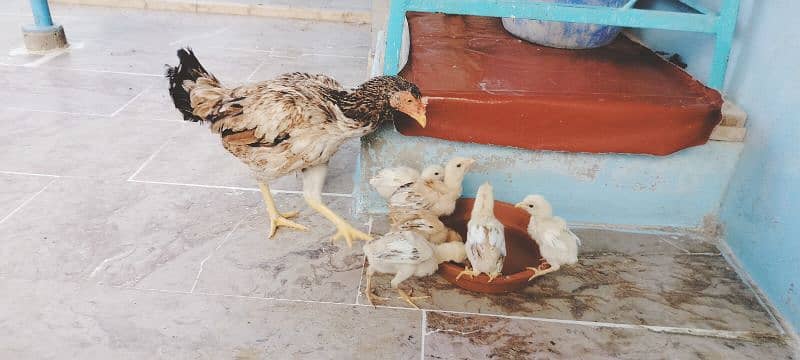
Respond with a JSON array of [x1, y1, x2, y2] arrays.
[[439, 198, 544, 294]]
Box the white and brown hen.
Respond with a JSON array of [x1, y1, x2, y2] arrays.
[[166, 49, 427, 246]]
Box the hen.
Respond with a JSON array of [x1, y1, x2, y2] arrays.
[[458, 182, 506, 282], [515, 194, 581, 280], [166, 49, 427, 246]]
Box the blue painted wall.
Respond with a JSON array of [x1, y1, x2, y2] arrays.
[[638, 0, 800, 332]]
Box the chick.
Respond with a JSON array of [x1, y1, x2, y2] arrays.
[[370, 164, 444, 200], [363, 231, 466, 308], [457, 182, 506, 282], [389, 157, 476, 217], [392, 211, 461, 244], [515, 195, 581, 280]]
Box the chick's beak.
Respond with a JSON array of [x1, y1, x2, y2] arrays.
[[514, 203, 525, 209]]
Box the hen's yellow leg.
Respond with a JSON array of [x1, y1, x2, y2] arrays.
[[306, 199, 372, 247], [258, 182, 308, 238]]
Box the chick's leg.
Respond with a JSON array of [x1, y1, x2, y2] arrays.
[[302, 164, 372, 247], [259, 182, 308, 239], [364, 269, 388, 306], [391, 268, 428, 309], [526, 262, 559, 281]]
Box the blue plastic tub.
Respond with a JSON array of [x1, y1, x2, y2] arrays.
[[502, 0, 630, 49]]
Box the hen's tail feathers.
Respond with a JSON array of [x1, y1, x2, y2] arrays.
[[165, 48, 219, 122], [471, 182, 495, 218]]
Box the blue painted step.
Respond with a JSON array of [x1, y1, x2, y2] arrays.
[[355, 125, 743, 229]]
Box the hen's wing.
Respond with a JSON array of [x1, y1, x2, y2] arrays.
[[209, 73, 345, 148], [364, 231, 433, 265]]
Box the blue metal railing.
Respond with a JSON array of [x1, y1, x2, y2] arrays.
[[382, 0, 740, 89], [29, 0, 55, 29]]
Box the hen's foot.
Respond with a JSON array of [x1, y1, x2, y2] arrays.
[[330, 220, 373, 248], [396, 288, 429, 309], [268, 215, 308, 239]]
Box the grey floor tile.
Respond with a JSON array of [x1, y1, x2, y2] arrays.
[[0, 277, 421, 359], [247, 53, 368, 87], [0, 66, 151, 115], [192, 195, 369, 303], [132, 125, 359, 194], [572, 228, 687, 255], [359, 233, 779, 333], [0, 178, 258, 289], [424, 312, 795, 360], [0, 109, 181, 178], [0, 174, 54, 221]]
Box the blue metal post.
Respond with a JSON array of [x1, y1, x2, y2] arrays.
[[29, 0, 55, 28], [709, 0, 740, 89], [383, 0, 408, 75]]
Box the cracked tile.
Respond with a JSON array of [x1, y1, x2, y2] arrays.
[[424, 312, 795, 359], [0, 109, 181, 179], [0, 277, 421, 359], [0, 174, 54, 221], [192, 195, 369, 303], [0, 178, 257, 290]]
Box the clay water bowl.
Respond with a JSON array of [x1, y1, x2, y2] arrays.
[[438, 198, 544, 294]]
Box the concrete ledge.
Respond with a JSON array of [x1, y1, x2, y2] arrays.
[[50, 0, 371, 24], [22, 24, 68, 52], [356, 125, 745, 229]]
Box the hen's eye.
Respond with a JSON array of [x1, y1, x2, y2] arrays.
[[407, 99, 413, 103]]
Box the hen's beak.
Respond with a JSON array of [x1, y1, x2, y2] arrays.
[[399, 98, 427, 128]]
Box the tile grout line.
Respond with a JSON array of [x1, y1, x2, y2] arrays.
[[104, 284, 781, 342], [0, 178, 58, 226], [4, 106, 110, 118], [0, 170, 61, 178], [420, 310, 427, 360], [717, 239, 789, 336], [245, 60, 267, 82], [658, 236, 690, 254], [126, 137, 173, 181], [190, 218, 245, 293], [168, 26, 231, 47], [110, 86, 151, 117], [128, 178, 354, 198]]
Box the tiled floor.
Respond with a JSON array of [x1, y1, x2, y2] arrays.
[[0, 3, 797, 359]]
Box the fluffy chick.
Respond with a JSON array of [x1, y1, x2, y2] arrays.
[[458, 182, 506, 282], [370, 164, 444, 200], [363, 231, 466, 308], [392, 211, 461, 244], [389, 157, 475, 217], [515, 194, 581, 280]]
